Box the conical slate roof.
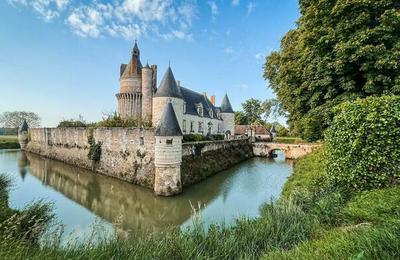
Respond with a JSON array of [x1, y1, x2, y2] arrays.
[[220, 94, 234, 113], [270, 124, 276, 133], [154, 67, 183, 98], [155, 102, 183, 136], [19, 119, 28, 132]]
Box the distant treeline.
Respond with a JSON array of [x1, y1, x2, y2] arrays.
[[0, 128, 17, 136]]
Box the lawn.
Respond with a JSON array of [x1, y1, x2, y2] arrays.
[[0, 135, 19, 149]]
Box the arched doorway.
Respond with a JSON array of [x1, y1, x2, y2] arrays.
[[225, 130, 231, 140]]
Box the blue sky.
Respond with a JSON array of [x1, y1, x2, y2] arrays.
[[0, 0, 299, 126]]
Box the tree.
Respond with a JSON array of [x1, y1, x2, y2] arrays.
[[234, 111, 249, 125], [241, 98, 265, 125], [0, 111, 41, 128], [264, 0, 400, 141]]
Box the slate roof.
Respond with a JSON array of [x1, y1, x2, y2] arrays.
[[19, 119, 28, 132], [270, 125, 276, 133], [180, 87, 220, 119], [155, 102, 183, 136], [220, 94, 234, 113], [154, 67, 183, 98]]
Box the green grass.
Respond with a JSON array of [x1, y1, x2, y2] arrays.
[[281, 147, 327, 200], [1, 147, 400, 259], [274, 137, 308, 144], [0, 135, 19, 149]]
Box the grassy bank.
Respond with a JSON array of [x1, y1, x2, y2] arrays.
[[273, 137, 308, 144], [1, 149, 399, 259], [263, 148, 400, 259], [0, 135, 19, 149]]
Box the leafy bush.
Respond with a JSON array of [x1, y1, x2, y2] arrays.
[[183, 134, 225, 143], [325, 96, 400, 192], [183, 134, 205, 142], [95, 113, 149, 128], [57, 120, 87, 128]]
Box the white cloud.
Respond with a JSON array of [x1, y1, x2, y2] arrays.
[[9, 0, 71, 21], [247, 2, 256, 15], [8, 0, 197, 41], [255, 52, 265, 60], [208, 1, 218, 17], [231, 0, 240, 6], [224, 47, 234, 54]]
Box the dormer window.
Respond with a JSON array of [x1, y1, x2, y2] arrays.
[[197, 104, 203, 117]]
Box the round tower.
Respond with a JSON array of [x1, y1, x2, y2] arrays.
[[154, 101, 183, 196], [116, 41, 143, 119], [141, 63, 153, 122], [18, 119, 29, 150], [220, 94, 235, 139], [152, 66, 184, 130]]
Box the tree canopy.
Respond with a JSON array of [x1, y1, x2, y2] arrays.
[[264, 0, 400, 141], [0, 111, 41, 128]]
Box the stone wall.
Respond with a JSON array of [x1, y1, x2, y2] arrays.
[[181, 139, 253, 186], [26, 127, 156, 189]]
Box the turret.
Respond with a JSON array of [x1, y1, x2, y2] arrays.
[[18, 119, 29, 150], [116, 41, 143, 120], [142, 63, 153, 122], [270, 124, 277, 140], [154, 101, 183, 196], [152, 66, 184, 129], [220, 94, 235, 139]]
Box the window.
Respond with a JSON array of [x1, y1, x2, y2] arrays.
[[198, 122, 204, 133], [183, 120, 187, 132], [197, 104, 203, 117], [139, 137, 144, 145], [190, 121, 194, 132], [209, 109, 213, 118], [166, 139, 173, 145], [183, 102, 186, 114]]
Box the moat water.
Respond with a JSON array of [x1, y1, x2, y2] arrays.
[[0, 149, 292, 242]]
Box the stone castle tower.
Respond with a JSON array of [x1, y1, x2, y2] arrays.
[[116, 41, 157, 121], [154, 101, 183, 196]]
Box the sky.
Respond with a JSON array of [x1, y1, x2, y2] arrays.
[[0, 0, 300, 127]]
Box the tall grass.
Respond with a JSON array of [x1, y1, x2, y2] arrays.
[[0, 199, 318, 259]]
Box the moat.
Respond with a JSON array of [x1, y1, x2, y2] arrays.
[[0, 149, 292, 242]]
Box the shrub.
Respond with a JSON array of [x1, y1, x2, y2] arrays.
[[325, 96, 400, 192], [96, 113, 139, 128], [183, 134, 205, 142], [57, 120, 87, 128]]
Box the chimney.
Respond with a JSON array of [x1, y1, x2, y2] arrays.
[[210, 95, 216, 105]]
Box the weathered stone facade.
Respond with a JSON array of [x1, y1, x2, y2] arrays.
[[26, 127, 156, 189], [252, 142, 322, 159], [181, 139, 253, 186]]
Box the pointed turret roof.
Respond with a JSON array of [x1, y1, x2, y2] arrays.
[[19, 119, 28, 132], [155, 102, 183, 136], [220, 94, 234, 113], [121, 41, 142, 78], [133, 40, 140, 56], [154, 67, 183, 98]]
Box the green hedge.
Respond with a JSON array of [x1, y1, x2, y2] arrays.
[[183, 134, 225, 143], [325, 96, 400, 192]]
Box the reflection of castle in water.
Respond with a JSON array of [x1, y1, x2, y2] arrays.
[[23, 152, 228, 235]]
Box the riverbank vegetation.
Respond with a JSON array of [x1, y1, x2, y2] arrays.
[[0, 135, 19, 149], [1, 95, 399, 259]]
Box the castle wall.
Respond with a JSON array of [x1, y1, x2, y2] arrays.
[[182, 114, 223, 135], [152, 97, 184, 129], [220, 113, 235, 136], [26, 127, 156, 189], [181, 138, 253, 186]]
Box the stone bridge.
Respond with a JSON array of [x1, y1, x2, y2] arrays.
[[252, 142, 322, 160]]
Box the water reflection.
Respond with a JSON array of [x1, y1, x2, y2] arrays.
[[2, 149, 293, 240]]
